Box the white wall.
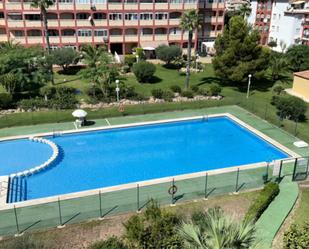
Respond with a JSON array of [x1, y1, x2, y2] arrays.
[[268, 0, 303, 52], [247, 0, 257, 27]]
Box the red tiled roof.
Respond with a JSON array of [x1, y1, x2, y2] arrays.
[[294, 70, 309, 80]]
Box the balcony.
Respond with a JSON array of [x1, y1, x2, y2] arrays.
[[49, 36, 60, 43], [139, 3, 153, 10], [140, 35, 153, 41], [124, 20, 138, 25], [94, 20, 108, 26], [109, 35, 123, 42], [76, 20, 92, 26], [93, 36, 108, 42], [139, 20, 153, 26], [7, 20, 24, 28], [168, 33, 182, 40], [183, 2, 197, 9], [78, 36, 93, 42], [12, 36, 25, 44], [0, 19, 5, 26], [6, 3, 22, 10], [108, 3, 123, 10], [75, 3, 92, 10], [47, 20, 59, 27], [109, 20, 123, 26], [61, 36, 77, 43], [0, 34, 7, 42], [154, 3, 168, 9], [124, 35, 138, 42], [124, 3, 139, 10], [60, 20, 75, 27], [154, 19, 168, 25], [169, 3, 183, 10], [217, 16, 224, 23], [169, 19, 180, 25], [27, 36, 43, 44], [58, 3, 74, 10], [154, 34, 167, 40]]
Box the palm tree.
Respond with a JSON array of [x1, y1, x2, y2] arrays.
[[31, 0, 54, 54], [180, 10, 199, 90], [239, 3, 252, 19], [270, 53, 288, 81], [178, 208, 257, 249]]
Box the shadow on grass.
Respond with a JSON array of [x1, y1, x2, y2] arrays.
[[57, 66, 85, 75], [147, 76, 163, 84]]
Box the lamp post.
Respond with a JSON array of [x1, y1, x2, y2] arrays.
[[195, 53, 199, 72], [115, 79, 120, 103], [246, 74, 252, 99]]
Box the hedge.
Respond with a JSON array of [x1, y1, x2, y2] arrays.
[[245, 182, 280, 222]]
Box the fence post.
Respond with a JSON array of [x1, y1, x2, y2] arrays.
[[98, 190, 102, 218], [13, 205, 23, 236], [292, 158, 298, 181], [137, 184, 141, 213], [278, 160, 283, 179], [170, 178, 176, 206], [204, 173, 208, 200], [57, 197, 65, 228], [264, 103, 268, 120], [264, 163, 269, 183], [234, 168, 240, 194]]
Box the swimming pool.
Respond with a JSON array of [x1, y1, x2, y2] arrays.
[[1, 115, 290, 203]]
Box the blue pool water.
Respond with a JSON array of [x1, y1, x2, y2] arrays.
[[1, 117, 288, 201]]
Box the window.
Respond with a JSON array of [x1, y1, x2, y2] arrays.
[[7, 13, 22, 20], [62, 29, 75, 36], [76, 13, 89, 19], [271, 25, 275, 31], [94, 29, 108, 36], [125, 13, 138, 20], [155, 12, 168, 20], [76, 0, 90, 3], [12, 30, 24, 37], [276, 26, 279, 32], [58, 0, 73, 3], [278, 14, 281, 19], [92, 0, 106, 3], [109, 13, 122, 20], [93, 13, 106, 19], [140, 12, 153, 20], [170, 0, 181, 3], [0, 12, 4, 19], [184, 0, 196, 3], [169, 27, 181, 34], [273, 13, 276, 20], [77, 29, 92, 36], [25, 14, 41, 21]]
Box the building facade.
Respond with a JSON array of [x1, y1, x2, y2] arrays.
[[248, 0, 309, 51], [0, 0, 225, 54]]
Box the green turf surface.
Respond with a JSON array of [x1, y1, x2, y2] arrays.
[[256, 176, 299, 249]]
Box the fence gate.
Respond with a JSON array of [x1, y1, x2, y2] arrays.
[[292, 157, 309, 181]]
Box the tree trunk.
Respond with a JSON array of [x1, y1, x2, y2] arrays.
[[185, 31, 192, 90], [41, 7, 54, 84], [41, 7, 51, 54]]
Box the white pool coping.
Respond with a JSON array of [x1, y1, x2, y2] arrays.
[[0, 113, 300, 210]]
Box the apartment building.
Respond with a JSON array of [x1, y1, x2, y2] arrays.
[[0, 0, 225, 54], [248, 0, 309, 51]]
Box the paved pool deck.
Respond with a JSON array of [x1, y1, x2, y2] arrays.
[[0, 105, 308, 245]]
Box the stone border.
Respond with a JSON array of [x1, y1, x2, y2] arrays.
[[8, 137, 59, 178], [0, 113, 299, 210]]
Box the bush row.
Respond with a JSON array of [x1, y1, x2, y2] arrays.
[[245, 182, 280, 222]]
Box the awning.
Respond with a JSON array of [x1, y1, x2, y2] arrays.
[[140, 41, 168, 49], [202, 41, 215, 48], [292, 0, 305, 4]]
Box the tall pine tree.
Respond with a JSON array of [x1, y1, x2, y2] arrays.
[[213, 16, 270, 83]]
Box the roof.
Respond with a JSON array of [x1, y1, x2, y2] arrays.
[[294, 70, 309, 80]]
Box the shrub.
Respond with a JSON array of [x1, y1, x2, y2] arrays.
[[132, 61, 156, 83], [2, 235, 47, 249], [121, 65, 130, 74], [272, 85, 285, 95], [156, 45, 182, 65], [273, 95, 307, 121], [245, 182, 279, 222], [0, 92, 13, 109], [197, 88, 209, 96], [52, 47, 80, 71], [162, 90, 174, 102], [190, 85, 199, 93], [283, 223, 309, 249], [208, 83, 222, 96], [123, 200, 183, 248], [124, 54, 136, 67], [88, 236, 127, 249], [151, 88, 164, 99], [18, 98, 48, 111], [39, 86, 57, 99], [135, 47, 146, 60], [170, 85, 182, 93], [181, 90, 194, 98]]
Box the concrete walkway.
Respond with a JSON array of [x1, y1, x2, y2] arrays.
[[256, 176, 299, 249]]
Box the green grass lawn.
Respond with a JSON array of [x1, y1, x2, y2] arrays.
[[1, 63, 309, 142], [293, 187, 309, 225]]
